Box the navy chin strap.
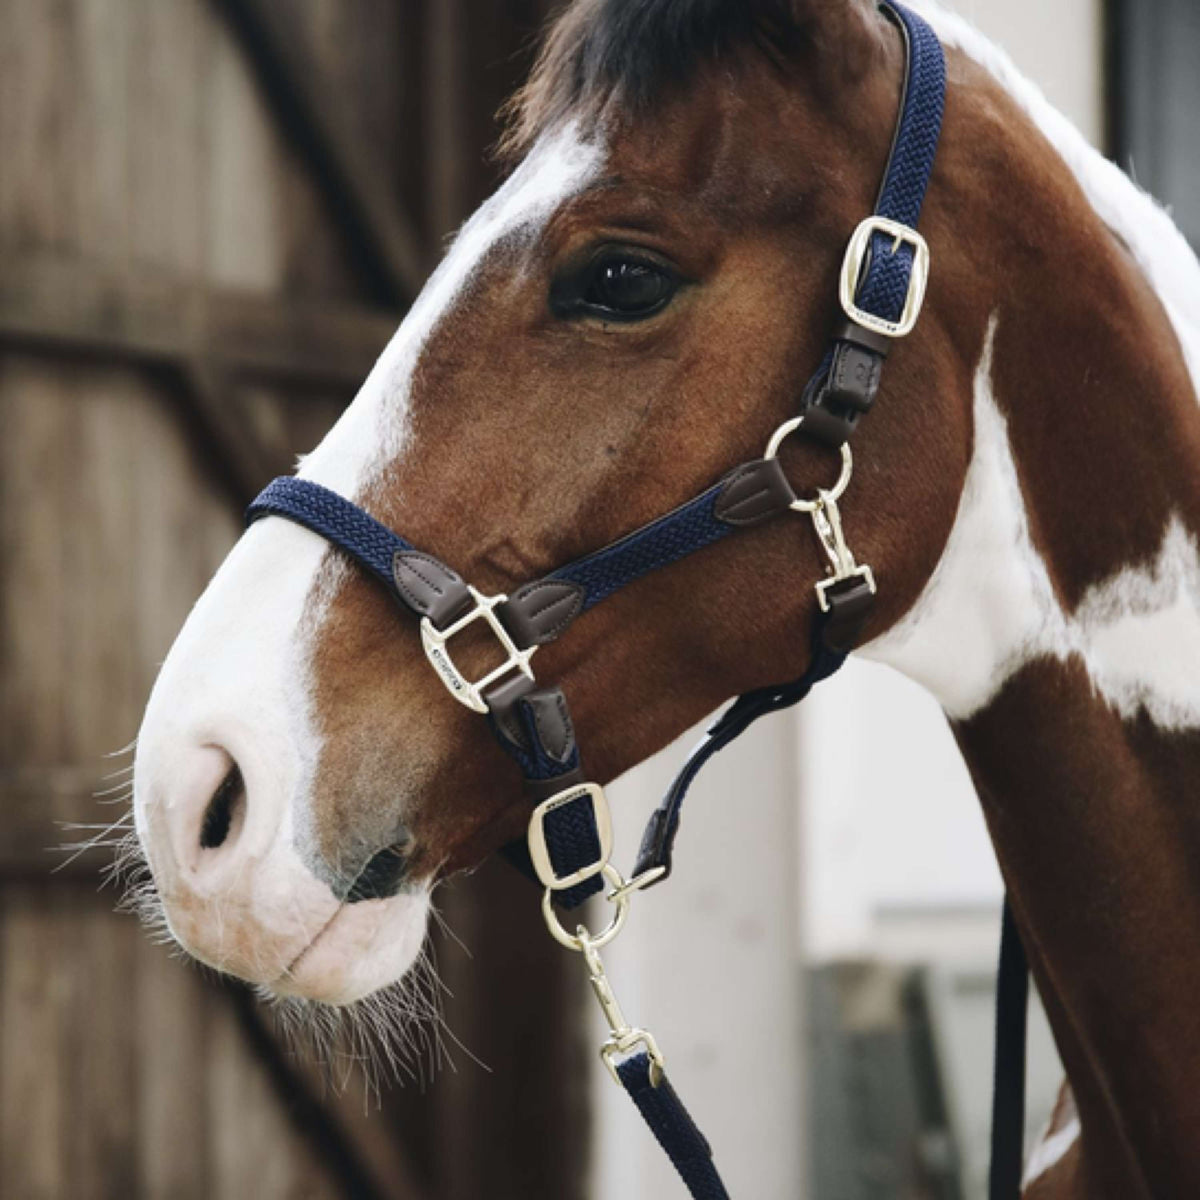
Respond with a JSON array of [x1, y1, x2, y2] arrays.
[[247, 8, 1026, 1199]]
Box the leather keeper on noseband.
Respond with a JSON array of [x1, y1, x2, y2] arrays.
[[801, 319, 893, 448]]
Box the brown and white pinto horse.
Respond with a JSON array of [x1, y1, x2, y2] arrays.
[[132, 0, 1200, 1194]]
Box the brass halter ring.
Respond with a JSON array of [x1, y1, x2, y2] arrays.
[[541, 863, 630, 951], [764, 417, 854, 513]]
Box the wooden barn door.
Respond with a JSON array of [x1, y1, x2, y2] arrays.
[[0, 2, 587, 1197]]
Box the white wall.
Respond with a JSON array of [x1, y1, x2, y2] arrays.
[[589, 2, 1103, 1196]]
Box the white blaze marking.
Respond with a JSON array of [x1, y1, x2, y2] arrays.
[[289, 121, 603, 860], [864, 320, 1200, 730], [135, 124, 603, 1002], [300, 125, 603, 498]]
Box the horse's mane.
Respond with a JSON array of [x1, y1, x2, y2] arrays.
[[908, 0, 1200, 387], [501, 0, 804, 158]]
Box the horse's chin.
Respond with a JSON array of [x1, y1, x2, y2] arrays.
[[263, 889, 432, 1006]]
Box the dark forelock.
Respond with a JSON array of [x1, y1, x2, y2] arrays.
[[502, 0, 807, 156]]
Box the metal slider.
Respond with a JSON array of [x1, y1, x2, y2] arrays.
[[419, 586, 535, 713]]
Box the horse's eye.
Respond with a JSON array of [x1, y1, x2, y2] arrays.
[[551, 251, 681, 322], [582, 259, 676, 318]]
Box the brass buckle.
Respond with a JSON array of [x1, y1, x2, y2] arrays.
[[528, 783, 613, 891], [839, 216, 930, 338], [419, 586, 535, 713]]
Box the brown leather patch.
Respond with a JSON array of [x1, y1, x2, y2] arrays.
[[712, 459, 795, 526], [525, 688, 576, 764], [391, 551, 471, 627], [498, 580, 586, 647]]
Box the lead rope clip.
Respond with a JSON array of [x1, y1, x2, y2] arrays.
[[810, 488, 876, 611], [582, 931, 666, 1088], [540, 862, 667, 1088]]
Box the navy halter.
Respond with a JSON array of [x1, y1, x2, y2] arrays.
[[248, 7, 1016, 1198]]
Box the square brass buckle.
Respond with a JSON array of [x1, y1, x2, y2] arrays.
[[838, 216, 930, 339], [419, 586, 535, 713], [527, 783, 613, 891]]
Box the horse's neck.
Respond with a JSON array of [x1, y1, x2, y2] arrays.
[[863, 51, 1200, 1198]]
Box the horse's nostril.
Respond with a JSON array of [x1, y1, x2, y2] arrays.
[[199, 763, 244, 850], [346, 841, 412, 903]]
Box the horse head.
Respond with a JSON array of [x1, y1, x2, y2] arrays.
[[133, 0, 976, 1005]]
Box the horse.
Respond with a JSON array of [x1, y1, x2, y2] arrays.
[[130, 0, 1200, 1195]]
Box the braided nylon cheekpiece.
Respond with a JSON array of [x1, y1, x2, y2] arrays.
[[855, 2, 946, 322]]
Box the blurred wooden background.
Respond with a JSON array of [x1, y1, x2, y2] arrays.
[[0, 2, 591, 1197]]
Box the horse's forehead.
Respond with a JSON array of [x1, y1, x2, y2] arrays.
[[296, 124, 605, 502], [275, 126, 606, 879]]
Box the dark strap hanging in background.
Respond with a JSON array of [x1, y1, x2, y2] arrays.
[[989, 896, 1029, 1200], [632, 575, 873, 887]]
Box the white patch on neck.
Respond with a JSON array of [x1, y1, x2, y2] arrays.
[[298, 124, 604, 499], [1023, 1115, 1081, 1188], [864, 320, 1200, 731]]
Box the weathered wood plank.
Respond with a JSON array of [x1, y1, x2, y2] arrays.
[[0, 253, 396, 387], [0, 765, 130, 877], [63, 895, 139, 1200], [432, 861, 591, 1200], [135, 925, 213, 1199], [128, 358, 243, 690], [0, 356, 69, 767], [0, 0, 78, 253], [0, 886, 70, 1198], [211, 0, 430, 306], [313, 1064, 436, 1200], [177, 359, 288, 508], [59, 366, 143, 763], [208, 979, 347, 1200], [127, 0, 207, 277], [223, 982, 430, 1200]]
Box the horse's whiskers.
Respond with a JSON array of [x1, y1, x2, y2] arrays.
[[97, 755, 478, 1094], [52, 808, 140, 873], [253, 929, 483, 1100], [103, 738, 138, 761], [93, 779, 136, 798]]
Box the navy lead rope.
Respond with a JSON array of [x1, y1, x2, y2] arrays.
[[244, 7, 1031, 1199]]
